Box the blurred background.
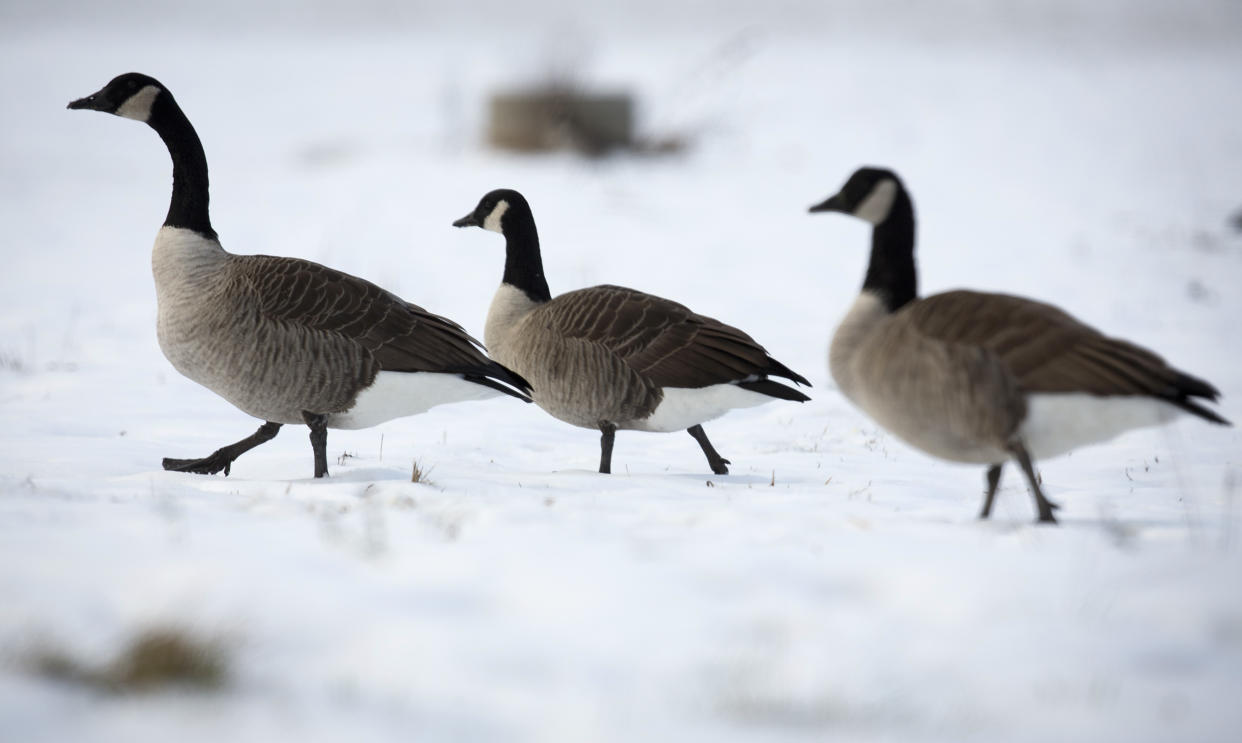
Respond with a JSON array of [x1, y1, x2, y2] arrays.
[[2, 2, 1241, 742], [3, 0, 1241, 376]]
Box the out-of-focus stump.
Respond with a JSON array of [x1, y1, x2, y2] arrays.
[[487, 88, 635, 156]]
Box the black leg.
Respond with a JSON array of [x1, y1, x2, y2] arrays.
[[163, 421, 282, 476], [599, 422, 616, 474], [687, 424, 731, 475], [979, 464, 1003, 519], [1007, 441, 1060, 524], [302, 411, 329, 479]]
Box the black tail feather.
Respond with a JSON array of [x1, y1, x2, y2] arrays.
[[1171, 395, 1231, 426], [1173, 370, 1221, 402], [464, 374, 532, 402], [738, 378, 811, 402], [764, 356, 812, 387], [463, 361, 533, 402], [1169, 370, 1228, 425]]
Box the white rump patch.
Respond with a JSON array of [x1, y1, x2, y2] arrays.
[[116, 84, 161, 122], [1019, 393, 1182, 460], [637, 383, 774, 433], [330, 371, 503, 430], [854, 178, 898, 225], [483, 200, 510, 233]]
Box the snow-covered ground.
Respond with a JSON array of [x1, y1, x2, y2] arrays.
[[2, 2, 1241, 741]]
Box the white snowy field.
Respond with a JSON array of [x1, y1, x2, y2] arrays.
[[2, 1, 1242, 741]]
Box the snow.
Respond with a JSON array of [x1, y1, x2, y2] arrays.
[[2, 2, 1241, 741]]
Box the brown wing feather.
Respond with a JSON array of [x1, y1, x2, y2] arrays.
[[539, 285, 809, 390], [238, 255, 529, 393], [900, 290, 1224, 420]]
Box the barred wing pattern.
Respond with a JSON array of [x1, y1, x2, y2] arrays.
[[243, 255, 530, 394], [535, 285, 809, 391], [901, 290, 1223, 421]]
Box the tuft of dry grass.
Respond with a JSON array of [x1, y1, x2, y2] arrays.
[[410, 459, 435, 485], [28, 626, 229, 693]]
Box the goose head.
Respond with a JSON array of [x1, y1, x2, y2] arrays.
[[809, 167, 904, 226], [68, 72, 166, 123], [453, 188, 530, 235]]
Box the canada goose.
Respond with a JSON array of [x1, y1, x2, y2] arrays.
[[68, 73, 531, 478], [811, 166, 1230, 523], [452, 189, 811, 474]]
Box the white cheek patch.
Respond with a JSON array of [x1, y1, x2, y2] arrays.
[[116, 84, 161, 122], [854, 178, 898, 225], [483, 200, 510, 233]]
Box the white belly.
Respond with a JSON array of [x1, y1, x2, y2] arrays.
[[328, 371, 501, 430], [1018, 393, 1181, 460], [632, 383, 773, 433]]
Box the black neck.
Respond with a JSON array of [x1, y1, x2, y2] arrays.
[[501, 204, 551, 303], [862, 189, 917, 311], [147, 94, 215, 239]]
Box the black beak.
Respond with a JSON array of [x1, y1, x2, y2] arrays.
[[67, 88, 110, 111], [808, 193, 846, 214], [452, 213, 480, 228]]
